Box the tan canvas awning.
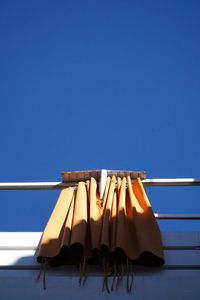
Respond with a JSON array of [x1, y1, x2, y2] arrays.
[[37, 173, 164, 292]]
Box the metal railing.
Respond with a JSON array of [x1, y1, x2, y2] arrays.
[[0, 178, 200, 220]]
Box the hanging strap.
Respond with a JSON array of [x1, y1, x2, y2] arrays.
[[79, 256, 87, 286], [126, 258, 134, 293], [102, 257, 110, 293], [37, 257, 48, 290]]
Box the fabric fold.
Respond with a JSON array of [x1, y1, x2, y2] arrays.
[[37, 176, 164, 268], [37, 187, 74, 263]]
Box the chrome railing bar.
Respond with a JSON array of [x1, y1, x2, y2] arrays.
[[0, 182, 62, 190], [1, 245, 199, 251], [144, 178, 200, 186], [154, 214, 200, 220], [0, 178, 200, 190]]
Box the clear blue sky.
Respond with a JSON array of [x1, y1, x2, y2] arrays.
[[0, 0, 199, 232]]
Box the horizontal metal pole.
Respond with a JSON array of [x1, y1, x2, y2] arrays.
[[0, 182, 63, 190], [154, 214, 200, 220], [1, 245, 199, 251], [0, 178, 200, 190], [144, 178, 200, 186], [1, 265, 200, 270]]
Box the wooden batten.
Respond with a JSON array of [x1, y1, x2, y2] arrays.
[[62, 170, 146, 183]]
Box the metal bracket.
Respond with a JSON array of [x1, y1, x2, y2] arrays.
[[99, 169, 107, 199]]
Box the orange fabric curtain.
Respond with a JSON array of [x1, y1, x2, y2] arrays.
[[37, 176, 164, 267]]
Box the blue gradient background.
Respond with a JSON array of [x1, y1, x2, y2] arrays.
[[0, 0, 199, 231]]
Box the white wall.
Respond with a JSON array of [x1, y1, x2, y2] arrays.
[[0, 232, 199, 300]]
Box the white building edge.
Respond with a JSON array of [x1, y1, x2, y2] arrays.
[[0, 232, 199, 300], [0, 177, 199, 299]]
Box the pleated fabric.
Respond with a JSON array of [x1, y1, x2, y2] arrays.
[[37, 176, 164, 267]]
